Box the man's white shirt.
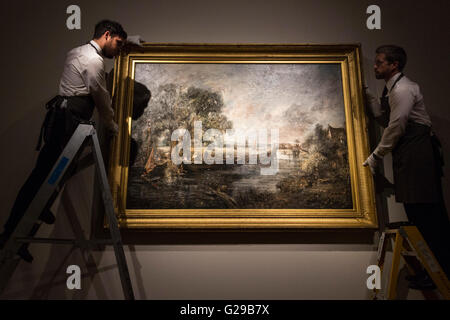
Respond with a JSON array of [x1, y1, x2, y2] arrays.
[[58, 40, 117, 131], [366, 73, 432, 157]]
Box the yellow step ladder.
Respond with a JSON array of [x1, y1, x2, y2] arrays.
[[375, 223, 450, 300]]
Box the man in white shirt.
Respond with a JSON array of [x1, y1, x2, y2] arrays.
[[58, 20, 128, 134], [364, 45, 450, 288], [0, 20, 128, 262]]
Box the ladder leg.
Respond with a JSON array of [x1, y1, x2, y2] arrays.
[[90, 130, 135, 300], [1, 124, 136, 299], [387, 232, 403, 300], [402, 226, 450, 299], [0, 124, 93, 295], [375, 231, 392, 299]]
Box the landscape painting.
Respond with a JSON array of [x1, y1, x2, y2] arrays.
[[110, 44, 378, 229], [126, 62, 352, 210]]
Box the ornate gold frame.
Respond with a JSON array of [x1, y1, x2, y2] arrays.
[[109, 43, 377, 230]]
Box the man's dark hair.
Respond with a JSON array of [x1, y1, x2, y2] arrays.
[[93, 20, 127, 40], [376, 45, 407, 71]]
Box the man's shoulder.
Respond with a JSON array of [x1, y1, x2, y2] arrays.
[[390, 75, 422, 101], [66, 42, 90, 56], [66, 43, 103, 68], [67, 43, 102, 60], [395, 75, 420, 93], [399, 75, 419, 87]]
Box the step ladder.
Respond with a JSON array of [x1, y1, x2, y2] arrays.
[[0, 123, 135, 300], [374, 223, 450, 300]]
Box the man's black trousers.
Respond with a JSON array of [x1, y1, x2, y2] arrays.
[[3, 137, 67, 238]]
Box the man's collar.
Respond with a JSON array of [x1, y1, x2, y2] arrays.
[[89, 40, 103, 57], [386, 72, 402, 92]]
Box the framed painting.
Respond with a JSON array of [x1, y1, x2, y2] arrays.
[[108, 43, 378, 229]]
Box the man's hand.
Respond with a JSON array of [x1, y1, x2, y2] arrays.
[[363, 153, 381, 175], [126, 35, 144, 46], [364, 85, 376, 100], [124, 35, 144, 49], [121, 35, 145, 54]]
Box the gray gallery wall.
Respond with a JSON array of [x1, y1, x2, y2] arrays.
[[0, 0, 448, 299]]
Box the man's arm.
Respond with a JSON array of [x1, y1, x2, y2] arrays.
[[80, 56, 118, 134], [373, 85, 415, 157], [364, 86, 389, 127]]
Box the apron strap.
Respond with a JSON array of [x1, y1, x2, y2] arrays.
[[35, 96, 65, 151], [379, 73, 405, 123], [389, 73, 404, 94]]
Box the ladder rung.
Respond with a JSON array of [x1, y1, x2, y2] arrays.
[[15, 237, 76, 245], [401, 251, 417, 257], [14, 237, 114, 246]]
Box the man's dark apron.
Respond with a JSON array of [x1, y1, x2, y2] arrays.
[[382, 75, 444, 203]]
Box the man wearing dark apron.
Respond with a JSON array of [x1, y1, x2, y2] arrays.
[[364, 45, 450, 289], [0, 20, 128, 262]]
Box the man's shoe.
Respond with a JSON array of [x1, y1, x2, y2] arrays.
[[17, 244, 33, 263], [408, 274, 437, 290], [39, 209, 55, 225]]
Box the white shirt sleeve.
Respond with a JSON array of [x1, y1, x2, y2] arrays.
[[374, 85, 415, 157], [79, 56, 116, 129]]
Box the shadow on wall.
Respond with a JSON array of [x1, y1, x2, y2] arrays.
[[129, 80, 152, 166]]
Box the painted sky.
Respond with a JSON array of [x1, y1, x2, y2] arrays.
[[134, 63, 345, 143]]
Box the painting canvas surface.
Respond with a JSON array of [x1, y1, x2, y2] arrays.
[[126, 63, 352, 210]]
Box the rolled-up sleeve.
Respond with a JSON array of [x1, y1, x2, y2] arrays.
[[80, 56, 115, 126], [374, 86, 415, 157]]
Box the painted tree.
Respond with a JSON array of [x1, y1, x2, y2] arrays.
[[132, 84, 232, 168]]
